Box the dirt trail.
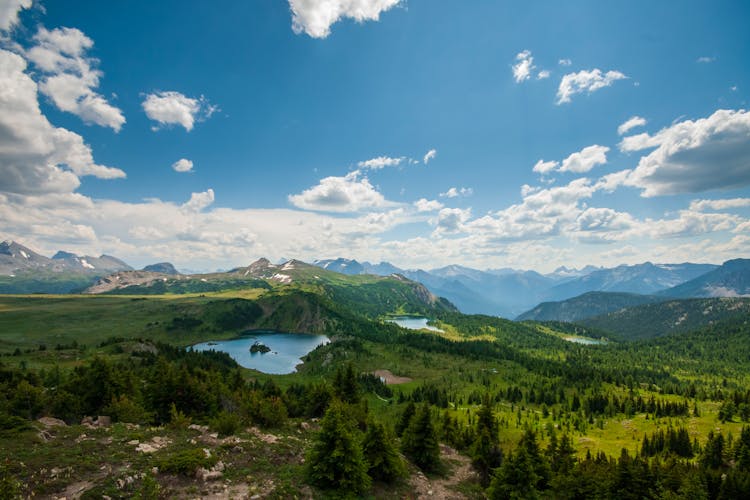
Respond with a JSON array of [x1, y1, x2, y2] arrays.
[[408, 444, 476, 499]]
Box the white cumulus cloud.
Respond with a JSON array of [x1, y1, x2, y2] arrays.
[[423, 148, 437, 164], [357, 155, 404, 169], [690, 198, 750, 212], [288, 171, 391, 212], [532, 159, 559, 175], [182, 189, 215, 213], [512, 49, 535, 83], [0, 0, 30, 32], [142, 91, 216, 132], [172, 158, 194, 173], [433, 207, 471, 235], [288, 0, 401, 39], [556, 68, 627, 104], [25, 27, 125, 131], [560, 145, 609, 173], [620, 109, 750, 197], [440, 187, 473, 198], [414, 198, 443, 212], [617, 116, 647, 136], [0, 49, 125, 195]]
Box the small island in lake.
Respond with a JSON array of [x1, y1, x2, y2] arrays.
[[249, 341, 271, 354]]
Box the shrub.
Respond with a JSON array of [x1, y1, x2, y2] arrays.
[[210, 410, 241, 437], [158, 449, 216, 476]]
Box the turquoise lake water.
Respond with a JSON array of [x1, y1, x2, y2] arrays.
[[192, 332, 330, 374], [386, 316, 443, 332]]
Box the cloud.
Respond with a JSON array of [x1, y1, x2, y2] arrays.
[[537, 70, 551, 80], [696, 56, 715, 63], [556, 68, 627, 104], [466, 178, 597, 242], [433, 207, 471, 235], [0, 0, 31, 32], [172, 158, 194, 173], [357, 155, 404, 169], [560, 145, 609, 173], [558, 58, 572, 66], [440, 187, 473, 198], [689, 198, 750, 212], [142, 91, 216, 131], [575, 207, 635, 233], [0, 49, 125, 195], [182, 189, 215, 213], [617, 116, 647, 135], [532, 159, 558, 174], [288, 171, 392, 212], [620, 109, 750, 197], [423, 148, 437, 164], [533, 145, 608, 175], [25, 27, 126, 131], [288, 0, 401, 39], [414, 198, 443, 212], [594, 169, 632, 192], [0, 189, 419, 271], [512, 50, 535, 83], [637, 210, 741, 239]]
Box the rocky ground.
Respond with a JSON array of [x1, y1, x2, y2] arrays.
[[2, 417, 480, 499]]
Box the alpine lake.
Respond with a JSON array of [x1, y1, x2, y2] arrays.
[[192, 332, 330, 374]]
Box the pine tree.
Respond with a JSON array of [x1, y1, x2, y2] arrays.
[[487, 446, 540, 500], [333, 363, 360, 404], [362, 419, 405, 483], [401, 403, 441, 472], [306, 401, 371, 494], [396, 401, 416, 436], [471, 395, 502, 486]]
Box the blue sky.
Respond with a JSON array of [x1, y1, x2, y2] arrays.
[[0, 0, 749, 272]]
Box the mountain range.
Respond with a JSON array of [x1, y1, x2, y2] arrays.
[[1, 241, 748, 320], [313, 258, 733, 318]]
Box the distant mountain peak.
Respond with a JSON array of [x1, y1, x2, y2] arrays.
[[249, 257, 274, 268], [52, 250, 78, 260], [142, 262, 180, 275]]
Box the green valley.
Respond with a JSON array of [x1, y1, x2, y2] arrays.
[[1, 267, 750, 498]]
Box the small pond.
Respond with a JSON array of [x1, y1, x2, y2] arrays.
[[562, 336, 607, 345], [386, 316, 444, 332], [192, 332, 330, 374]]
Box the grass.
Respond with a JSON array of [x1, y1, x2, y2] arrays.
[[1, 418, 313, 499], [0, 291, 267, 366], [2, 291, 749, 497]]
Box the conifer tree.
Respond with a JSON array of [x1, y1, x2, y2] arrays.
[[333, 363, 360, 404], [487, 446, 540, 500], [401, 403, 441, 472], [396, 401, 416, 436], [306, 401, 371, 494], [362, 419, 406, 483], [471, 395, 502, 486]]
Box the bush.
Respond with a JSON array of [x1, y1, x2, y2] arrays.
[[210, 410, 242, 437], [103, 395, 152, 425], [158, 449, 216, 476], [168, 403, 192, 430], [247, 395, 288, 428]]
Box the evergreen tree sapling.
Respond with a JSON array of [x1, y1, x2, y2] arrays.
[[306, 401, 371, 494], [401, 403, 441, 472], [362, 419, 406, 483]]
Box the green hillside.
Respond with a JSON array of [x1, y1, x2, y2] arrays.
[[580, 297, 750, 340], [516, 291, 663, 322], [2, 277, 750, 498]]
